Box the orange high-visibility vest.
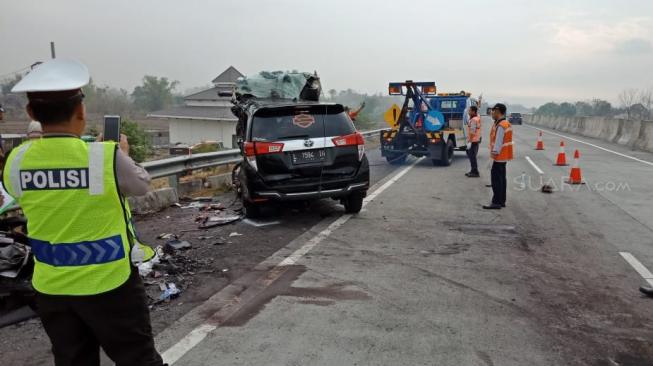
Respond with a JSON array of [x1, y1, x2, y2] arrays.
[[467, 115, 482, 143], [489, 119, 514, 161]]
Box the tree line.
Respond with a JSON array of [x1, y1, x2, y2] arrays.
[[535, 88, 652, 120], [0, 73, 180, 118]]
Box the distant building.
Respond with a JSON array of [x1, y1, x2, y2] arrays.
[[148, 66, 243, 148]]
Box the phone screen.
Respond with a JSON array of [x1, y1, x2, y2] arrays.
[[103, 115, 121, 142]]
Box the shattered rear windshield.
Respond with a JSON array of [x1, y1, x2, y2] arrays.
[[251, 106, 355, 141]]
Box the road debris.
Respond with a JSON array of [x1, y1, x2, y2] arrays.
[[541, 184, 554, 194], [242, 218, 281, 227], [0, 305, 37, 328], [158, 282, 181, 302], [157, 233, 177, 240], [0, 238, 31, 279], [229, 232, 243, 237], [164, 239, 192, 252], [198, 215, 241, 229]]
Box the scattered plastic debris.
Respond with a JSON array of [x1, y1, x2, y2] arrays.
[[229, 232, 243, 237], [137, 246, 164, 277], [0, 239, 31, 279], [158, 282, 181, 302], [242, 218, 281, 227], [198, 215, 241, 229], [165, 239, 192, 252], [181, 202, 206, 209], [157, 233, 176, 240]]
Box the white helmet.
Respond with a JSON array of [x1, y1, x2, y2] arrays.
[[12, 59, 89, 93]]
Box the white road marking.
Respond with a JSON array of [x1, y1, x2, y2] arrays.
[[525, 156, 544, 175], [619, 252, 653, 287], [525, 125, 653, 167], [161, 158, 422, 365]]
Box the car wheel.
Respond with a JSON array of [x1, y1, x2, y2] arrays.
[[344, 192, 365, 214], [242, 198, 261, 218]]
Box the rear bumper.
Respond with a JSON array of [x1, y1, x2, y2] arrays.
[[243, 158, 370, 202], [255, 182, 368, 201]]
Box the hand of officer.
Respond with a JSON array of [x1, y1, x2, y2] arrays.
[[119, 134, 130, 155], [96, 134, 129, 154], [491, 151, 499, 157]]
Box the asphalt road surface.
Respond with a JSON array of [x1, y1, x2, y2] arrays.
[[152, 119, 653, 365], [4, 121, 653, 365]]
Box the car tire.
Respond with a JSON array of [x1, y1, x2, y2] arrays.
[[242, 198, 261, 218], [344, 192, 365, 214]]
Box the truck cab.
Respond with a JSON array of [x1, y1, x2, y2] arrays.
[[381, 82, 477, 166]]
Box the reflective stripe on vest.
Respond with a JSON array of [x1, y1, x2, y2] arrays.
[[30, 234, 125, 266], [2, 138, 133, 295]]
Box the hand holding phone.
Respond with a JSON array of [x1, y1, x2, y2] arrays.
[[103, 115, 121, 142]]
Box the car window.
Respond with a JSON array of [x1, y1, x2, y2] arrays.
[[251, 108, 355, 141]]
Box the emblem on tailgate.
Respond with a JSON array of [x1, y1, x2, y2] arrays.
[[293, 114, 315, 128], [304, 139, 314, 147]]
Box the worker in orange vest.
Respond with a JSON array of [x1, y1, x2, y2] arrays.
[[483, 103, 513, 209], [465, 105, 482, 177]]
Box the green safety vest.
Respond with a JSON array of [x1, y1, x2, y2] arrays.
[[3, 137, 154, 296]]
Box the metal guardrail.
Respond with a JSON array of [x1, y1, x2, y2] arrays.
[[142, 129, 384, 180]]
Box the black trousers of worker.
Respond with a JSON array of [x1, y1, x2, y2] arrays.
[[491, 161, 507, 205], [36, 267, 164, 366], [466, 142, 479, 174]]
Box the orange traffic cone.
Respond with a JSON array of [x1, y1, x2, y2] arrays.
[[555, 141, 568, 166], [566, 150, 583, 184], [535, 131, 545, 150]]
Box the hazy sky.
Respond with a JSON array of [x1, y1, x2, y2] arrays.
[[1, 0, 652, 106]]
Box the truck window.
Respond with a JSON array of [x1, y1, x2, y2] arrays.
[[441, 100, 458, 109]]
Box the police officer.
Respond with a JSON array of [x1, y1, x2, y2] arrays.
[[483, 103, 513, 209], [465, 105, 481, 177], [4, 59, 164, 366]]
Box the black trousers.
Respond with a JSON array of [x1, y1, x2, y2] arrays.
[[491, 161, 507, 205], [466, 142, 479, 173], [36, 268, 164, 366]]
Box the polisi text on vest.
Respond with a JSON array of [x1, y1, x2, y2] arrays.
[[20, 168, 89, 190]]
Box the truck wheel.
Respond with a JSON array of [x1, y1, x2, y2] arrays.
[[242, 198, 261, 218], [386, 153, 406, 165], [344, 192, 365, 214], [433, 139, 455, 166]]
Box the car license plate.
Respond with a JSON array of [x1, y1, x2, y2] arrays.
[[292, 149, 326, 165]]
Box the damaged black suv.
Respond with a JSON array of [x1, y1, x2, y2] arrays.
[[233, 100, 370, 218]]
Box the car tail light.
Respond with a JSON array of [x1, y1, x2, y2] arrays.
[[332, 133, 364, 147], [244, 141, 284, 171], [244, 142, 284, 156], [332, 133, 365, 161]]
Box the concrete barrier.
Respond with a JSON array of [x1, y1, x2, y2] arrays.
[[525, 115, 653, 153], [635, 121, 653, 152], [128, 187, 179, 215]]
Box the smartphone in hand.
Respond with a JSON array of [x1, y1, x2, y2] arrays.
[[103, 115, 121, 142]]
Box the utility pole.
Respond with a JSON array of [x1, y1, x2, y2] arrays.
[[50, 42, 56, 59]]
